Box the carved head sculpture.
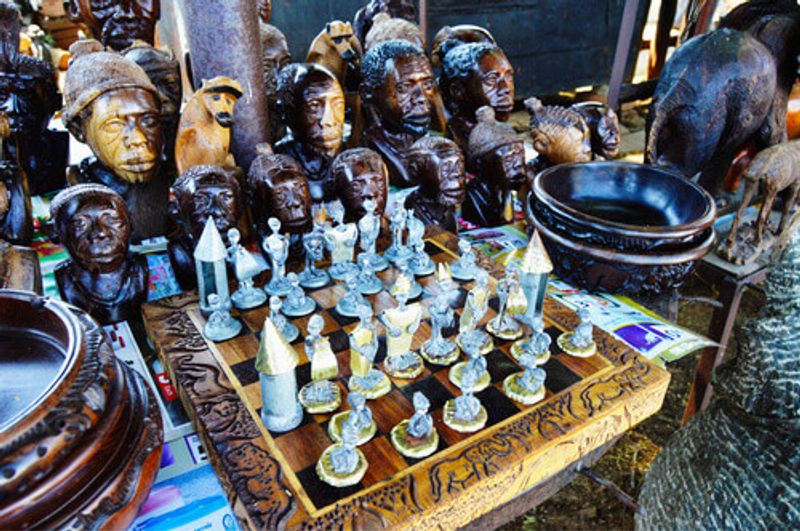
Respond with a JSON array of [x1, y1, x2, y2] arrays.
[[572, 101, 621, 160], [171, 164, 242, 242], [360, 40, 435, 136], [260, 23, 291, 98], [331, 147, 389, 221], [525, 97, 592, 165], [407, 136, 466, 206], [195, 76, 242, 130], [354, 0, 417, 45], [320, 21, 361, 64], [50, 183, 130, 273], [467, 106, 526, 191], [364, 13, 424, 51], [62, 39, 162, 184], [430, 24, 496, 68], [277, 63, 345, 158], [440, 42, 514, 122], [247, 147, 312, 234], [256, 0, 271, 23], [64, 0, 160, 51]]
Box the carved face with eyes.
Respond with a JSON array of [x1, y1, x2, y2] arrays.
[[173, 166, 242, 243], [83, 87, 162, 183], [201, 90, 239, 129], [64, 196, 130, 273], [479, 141, 526, 191], [470, 50, 514, 120], [297, 78, 345, 157], [333, 148, 388, 221], [372, 54, 435, 135], [415, 147, 466, 206], [189, 182, 238, 237]]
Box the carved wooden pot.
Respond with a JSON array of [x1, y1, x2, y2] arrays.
[[0, 290, 163, 529]]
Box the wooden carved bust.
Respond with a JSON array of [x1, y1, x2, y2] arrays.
[[430, 24, 495, 68], [0, 160, 33, 244], [62, 39, 168, 242], [572, 101, 621, 160], [259, 22, 291, 139], [51, 184, 148, 325], [404, 136, 466, 232], [440, 42, 514, 150], [360, 40, 436, 188], [63, 0, 160, 51], [525, 97, 592, 175], [353, 0, 416, 47], [331, 147, 389, 222], [364, 13, 424, 51], [275, 63, 345, 203]]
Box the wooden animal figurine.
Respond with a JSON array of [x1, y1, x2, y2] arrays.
[[718, 140, 800, 264], [63, 0, 159, 51], [175, 76, 243, 175]]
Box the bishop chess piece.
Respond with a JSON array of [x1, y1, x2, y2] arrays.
[[299, 315, 341, 413], [511, 316, 551, 363], [227, 228, 267, 310], [391, 391, 439, 458], [358, 198, 389, 271], [269, 295, 298, 343], [282, 273, 316, 316], [420, 272, 459, 366], [381, 276, 424, 379], [486, 273, 523, 340], [385, 207, 412, 264], [558, 308, 597, 358], [443, 361, 488, 433], [325, 202, 359, 281], [503, 350, 546, 405], [316, 415, 368, 487], [299, 224, 330, 289], [407, 209, 435, 277], [348, 303, 391, 399], [203, 293, 242, 342], [451, 239, 479, 282], [390, 259, 422, 300], [336, 271, 369, 318], [263, 217, 292, 296], [449, 332, 490, 392], [356, 253, 383, 295], [329, 392, 377, 446], [456, 269, 494, 354], [257, 316, 303, 432]]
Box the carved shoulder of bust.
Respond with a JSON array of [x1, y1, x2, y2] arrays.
[[167, 238, 196, 291], [69, 158, 132, 196], [462, 178, 505, 228]]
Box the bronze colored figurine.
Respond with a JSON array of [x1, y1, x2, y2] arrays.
[[331, 147, 389, 222], [0, 160, 32, 244], [353, 0, 416, 48], [64, 0, 160, 51], [462, 106, 526, 227], [50, 184, 148, 325], [430, 24, 496, 68], [247, 145, 312, 240], [175, 76, 243, 175], [168, 165, 243, 289], [260, 22, 292, 140], [275, 63, 345, 202], [364, 13, 424, 51], [525, 97, 592, 175], [361, 40, 436, 188], [62, 39, 168, 242], [404, 136, 465, 232], [572, 101, 621, 160], [440, 42, 515, 150]]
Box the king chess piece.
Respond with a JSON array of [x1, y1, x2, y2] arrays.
[[358, 198, 389, 271], [227, 228, 267, 310], [407, 209, 435, 277], [316, 414, 368, 487], [449, 332, 490, 392], [486, 272, 523, 340], [420, 267, 460, 365], [558, 308, 597, 358], [282, 272, 316, 317], [356, 253, 383, 295], [381, 275, 424, 379], [391, 391, 439, 458], [329, 392, 377, 446], [348, 303, 391, 399], [443, 361, 487, 433], [298, 315, 341, 413], [451, 239, 479, 281], [268, 295, 299, 343], [263, 217, 292, 296], [503, 350, 546, 405], [299, 223, 330, 289], [336, 270, 369, 318], [511, 316, 551, 363], [456, 269, 494, 354], [203, 293, 242, 342], [385, 207, 412, 264], [325, 202, 359, 281]]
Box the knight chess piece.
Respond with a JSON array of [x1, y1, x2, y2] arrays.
[[348, 303, 391, 399], [299, 223, 331, 288], [443, 361, 487, 433], [511, 316, 552, 363], [406, 209, 435, 277], [420, 266, 460, 365], [486, 273, 523, 340], [298, 315, 341, 413], [257, 315, 303, 432], [263, 217, 292, 296], [316, 414, 368, 487], [385, 206, 413, 264], [328, 392, 377, 446], [336, 270, 369, 318], [325, 202, 359, 281], [449, 332, 490, 392], [503, 350, 546, 405], [227, 228, 267, 310], [450, 239, 479, 281], [558, 308, 597, 358], [356, 253, 383, 295], [456, 269, 494, 354], [268, 295, 299, 343], [391, 391, 439, 458], [282, 272, 316, 317], [381, 275, 424, 379], [203, 293, 242, 342], [358, 198, 389, 271]]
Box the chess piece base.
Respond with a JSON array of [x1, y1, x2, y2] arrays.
[[456, 331, 494, 355], [282, 296, 316, 317], [420, 340, 460, 366], [366, 253, 390, 271], [262, 401, 303, 432], [390, 420, 439, 459], [383, 352, 424, 379], [203, 317, 242, 342], [510, 340, 551, 364], [336, 297, 365, 318], [385, 246, 413, 265], [299, 270, 330, 289], [349, 370, 391, 399], [330, 261, 358, 281], [486, 317, 523, 341], [557, 332, 597, 358], [264, 278, 292, 296], [298, 380, 342, 413], [316, 445, 368, 487], [448, 362, 490, 392], [357, 276, 384, 295], [410, 258, 435, 277], [328, 411, 377, 446], [231, 287, 267, 310], [450, 263, 477, 282], [279, 322, 300, 343], [443, 399, 487, 433], [503, 372, 545, 406]]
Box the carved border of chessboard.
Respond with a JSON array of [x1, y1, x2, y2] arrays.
[[142, 235, 670, 530]]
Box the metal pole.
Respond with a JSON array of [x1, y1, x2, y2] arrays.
[[606, 0, 641, 111]]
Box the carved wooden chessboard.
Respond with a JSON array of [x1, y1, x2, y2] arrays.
[[142, 229, 670, 530]]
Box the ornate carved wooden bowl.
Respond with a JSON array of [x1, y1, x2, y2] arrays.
[[0, 290, 163, 529], [527, 162, 716, 294]]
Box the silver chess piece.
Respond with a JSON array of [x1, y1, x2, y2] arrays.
[[451, 239, 479, 281], [356, 252, 383, 294], [203, 293, 242, 342], [336, 270, 369, 318], [420, 286, 459, 365], [263, 217, 291, 296], [299, 223, 330, 289], [385, 206, 413, 264], [358, 198, 389, 271], [407, 209, 435, 276], [227, 228, 267, 310], [268, 295, 298, 343], [325, 202, 359, 281], [282, 272, 315, 317], [487, 272, 523, 340]]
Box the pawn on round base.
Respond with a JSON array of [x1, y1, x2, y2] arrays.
[[503, 373, 545, 405], [316, 445, 368, 487], [328, 411, 377, 446], [557, 332, 597, 358], [448, 362, 490, 392], [357, 274, 383, 295], [349, 370, 391, 400], [450, 263, 477, 282], [264, 278, 292, 297], [283, 295, 316, 317], [510, 340, 551, 364], [383, 352, 424, 379], [420, 340, 460, 366], [410, 256, 435, 277], [336, 295, 367, 318], [390, 420, 438, 459], [366, 253, 390, 272], [486, 316, 523, 341], [204, 315, 242, 342], [299, 269, 330, 289], [443, 399, 487, 433], [298, 380, 342, 414], [456, 331, 494, 355], [232, 286, 267, 310], [330, 262, 359, 281]]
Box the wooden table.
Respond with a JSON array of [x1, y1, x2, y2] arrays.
[[142, 229, 670, 529]]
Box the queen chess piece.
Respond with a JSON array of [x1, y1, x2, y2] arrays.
[[348, 303, 391, 399], [503, 350, 546, 405], [557, 308, 597, 358], [451, 239, 479, 281], [443, 361, 488, 433], [282, 273, 316, 317], [358, 198, 389, 271], [336, 270, 369, 318], [299, 223, 330, 289], [203, 293, 242, 342], [356, 253, 383, 295], [268, 295, 298, 343], [456, 269, 494, 354], [407, 209, 435, 277], [385, 207, 413, 264], [381, 275, 424, 379], [511, 316, 551, 363], [325, 202, 359, 281], [486, 273, 523, 340], [329, 392, 377, 446], [263, 217, 292, 296], [316, 414, 368, 487], [420, 270, 460, 365], [227, 228, 267, 310], [448, 332, 490, 392], [298, 315, 341, 413], [391, 391, 439, 458]]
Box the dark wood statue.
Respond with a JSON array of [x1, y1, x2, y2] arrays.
[[525, 97, 592, 175], [247, 144, 312, 241], [62, 39, 168, 243], [168, 164, 243, 289], [430, 24, 495, 68], [572, 101, 621, 160], [50, 184, 148, 325], [360, 40, 436, 188], [404, 136, 465, 232], [331, 147, 388, 222], [462, 106, 526, 227], [275, 63, 345, 203], [364, 13, 424, 51], [63, 0, 160, 51], [0, 160, 32, 244], [260, 21, 291, 141], [439, 42, 514, 150], [353, 0, 416, 48]]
